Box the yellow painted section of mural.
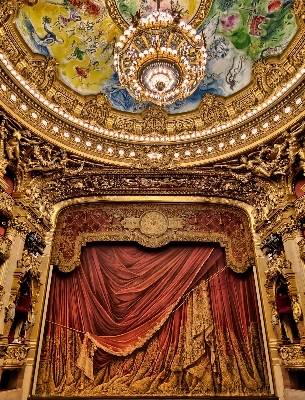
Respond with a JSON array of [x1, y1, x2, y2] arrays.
[[17, 0, 120, 95]]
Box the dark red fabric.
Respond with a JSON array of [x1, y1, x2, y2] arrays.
[[276, 295, 293, 314], [41, 242, 268, 394], [15, 295, 31, 314], [48, 243, 224, 356]]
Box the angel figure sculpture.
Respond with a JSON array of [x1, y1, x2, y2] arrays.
[[224, 155, 274, 178]]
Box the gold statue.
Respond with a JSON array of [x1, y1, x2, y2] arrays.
[[5, 130, 21, 160]]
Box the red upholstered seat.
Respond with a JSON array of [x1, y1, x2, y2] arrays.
[[276, 294, 292, 314], [15, 295, 31, 314]]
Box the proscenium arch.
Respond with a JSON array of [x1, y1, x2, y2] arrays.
[[31, 195, 274, 395]]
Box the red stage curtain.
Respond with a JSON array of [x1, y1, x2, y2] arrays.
[[48, 243, 223, 356], [38, 242, 268, 396]]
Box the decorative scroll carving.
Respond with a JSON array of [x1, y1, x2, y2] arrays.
[[81, 94, 110, 126], [51, 203, 255, 274], [0, 0, 23, 28], [278, 345, 305, 368], [199, 94, 229, 128], [141, 106, 168, 137], [3, 344, 30, 367], [17, 58, 58, 94]]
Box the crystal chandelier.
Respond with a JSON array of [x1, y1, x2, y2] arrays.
[[113, 9, 207, 106]]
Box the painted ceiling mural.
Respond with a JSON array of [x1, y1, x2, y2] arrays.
[[16, 0, 298, 114]]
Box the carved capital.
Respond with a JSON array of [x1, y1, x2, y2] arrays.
[[277, 219, 302, 241], [295, 196, 305, 221]]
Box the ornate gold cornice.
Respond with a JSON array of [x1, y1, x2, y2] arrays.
[[0, 3, 304, 167]]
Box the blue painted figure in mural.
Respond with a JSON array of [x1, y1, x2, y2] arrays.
[[21, 13, 63, 56]]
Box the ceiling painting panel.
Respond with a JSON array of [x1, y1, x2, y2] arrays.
[[15, 0, 298, 114]]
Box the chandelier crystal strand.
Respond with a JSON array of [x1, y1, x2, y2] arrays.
[[113, 11, 207, 106]]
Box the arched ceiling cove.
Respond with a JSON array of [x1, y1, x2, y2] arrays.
[[0, 0, 305, 169]]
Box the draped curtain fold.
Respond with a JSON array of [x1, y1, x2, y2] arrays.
[[37, 242, 269, 397]]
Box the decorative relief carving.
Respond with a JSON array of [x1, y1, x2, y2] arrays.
[[4, 344, 30, 367], [265, 253, 291, 287], [17, 58, 58, 94], [141, 106, 168, 137], [7, 216, 30, 238], [122, 211, 183, 238], [0, 0, 23, 28], [199, 94, 229, 127], [0, 235, 12, 261], [0, 191, 15, 218], [81, 94, 110, 126], [277, 218, 302, 240], [278, 345, 305, 368]]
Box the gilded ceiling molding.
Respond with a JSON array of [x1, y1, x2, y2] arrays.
[[3, 110, 305, 238], [50, 203, 255, 273], [0, 1, 304, 167]]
